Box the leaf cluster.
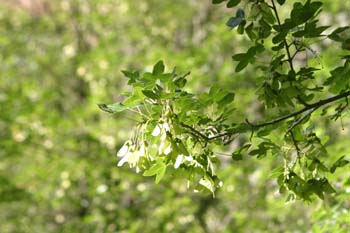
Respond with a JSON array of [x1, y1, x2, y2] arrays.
[[101, 0, 350, 201]]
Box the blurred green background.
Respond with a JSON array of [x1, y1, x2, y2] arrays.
[[0, 0, 349, 232]]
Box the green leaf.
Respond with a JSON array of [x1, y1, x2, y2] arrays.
[[232, 53, 247, 61], [226, 9, 245, 30], [249, 141, 278, 158], [98, 103, 129, 113], [236, 8, 244, 18], [292, 20, 329, 38], [226, 17, 243, 29], [285, 194, 295, 203], [209, 86, 225, 102], [237, 20, 246, 34], [177, 141, 189, 156], [342, 38, 350, 50], [291, 1, 323, 26], [212, 0, 225, 4], [245, 23, 257, 40], [218, 92, 235, 106], [258, 19, 272, 38], [123, 87, 144, 107], [227, 0, 240, 8], [121, 70, 139, 84], [249, 149, 262, 156], [330, 156, 349, 173], [143, 160, 167, 184], [272, 42, 285, 51], [153, 60, 165, 75], [260, 3, 275, 24], [321, 179, 336, 194], [270, 167, 284, 178], [232, 143, 251, 161], [328, 26, 350, 42], [174, 77, 187, 88], [277, 0, 286, 5], [253, 43, 265, 53], [142, 90, 160, 99], [235, 60, 249, 72], [155, 164, 166, 184], [272, 30, 288, 44]]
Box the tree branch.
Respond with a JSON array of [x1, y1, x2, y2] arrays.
[[180, 91, 350, 143], [248, 91, 350, 128]]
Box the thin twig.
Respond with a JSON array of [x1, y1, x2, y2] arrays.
[[290, 131, 301, 156], [285, 107, 319, 135], [289, 131, 306, 178], [180, 123, 209, 141], [271, 0, 295, 74]]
